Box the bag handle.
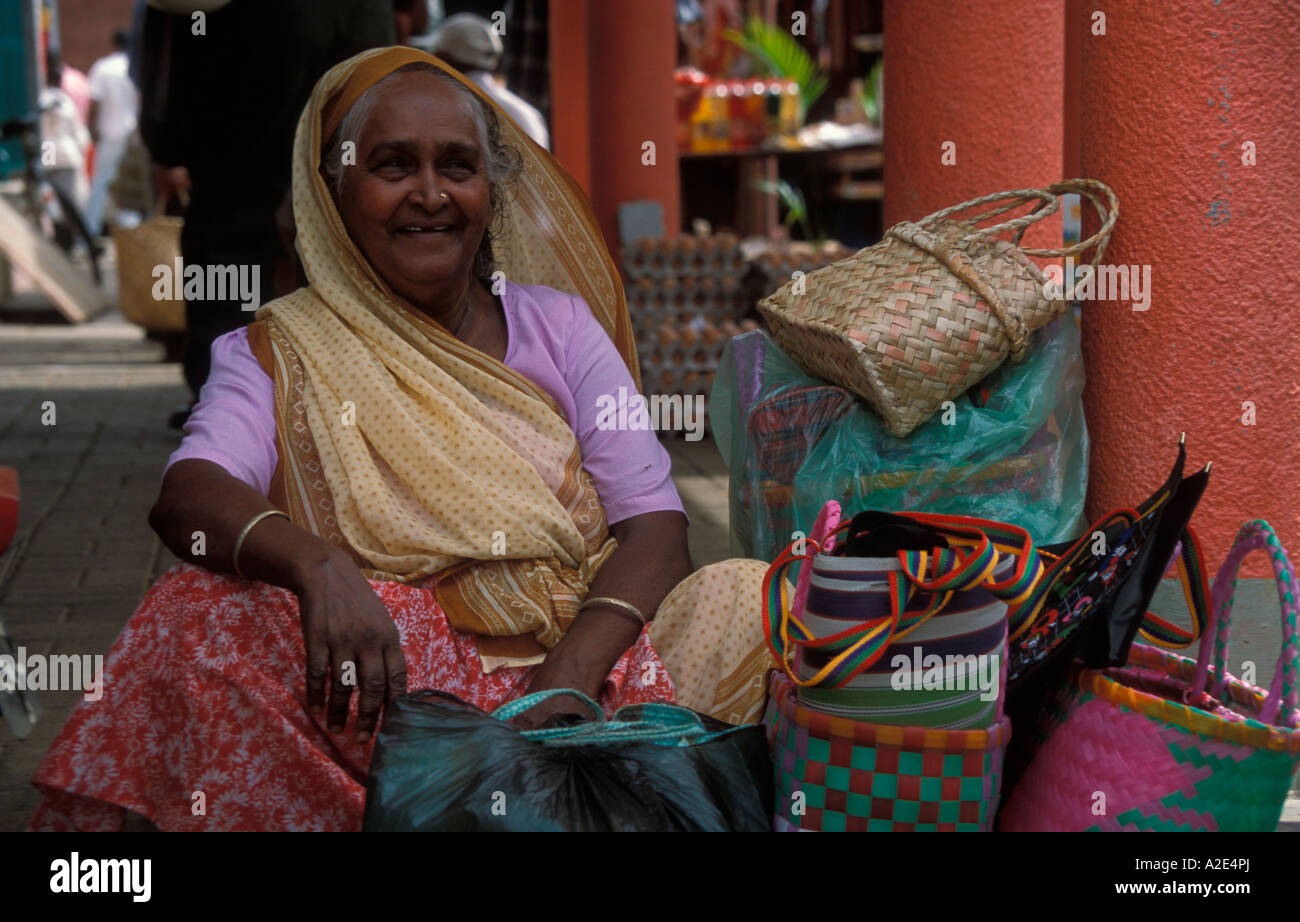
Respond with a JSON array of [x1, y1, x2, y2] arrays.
[[492, 688, 605, 724], [791, 499, 842, 620], [913, 178, 1119, 302], [492, 689, 720, 744], [915, 187, 1060, 240], [1136, 527, 1211, 649], [762, 511, 1048, 689], [1188, 520, 1299, 724], [1017, 179, 1119, 260]]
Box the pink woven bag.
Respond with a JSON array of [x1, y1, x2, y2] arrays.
[[997, 519, 1300, 831]]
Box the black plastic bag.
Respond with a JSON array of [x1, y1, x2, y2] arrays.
[[363, 689, 774, 832]]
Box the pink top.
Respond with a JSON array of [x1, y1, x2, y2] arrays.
[[167, 282, 684, 526]]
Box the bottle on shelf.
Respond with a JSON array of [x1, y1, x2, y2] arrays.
[[780, 79, 801, 136], [764, 78, 784, 139], [708, 82, 731, 152], [689, 88, 714, 154]]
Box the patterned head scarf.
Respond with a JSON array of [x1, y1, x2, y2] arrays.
[[252, 47, 632, 662]]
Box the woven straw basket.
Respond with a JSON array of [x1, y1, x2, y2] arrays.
[[757, 178, 1118, 437], [111, 212, 186, 334]]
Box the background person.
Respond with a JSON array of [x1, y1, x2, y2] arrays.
[[136, 0, 395, 427], [39, 51, 92, 232], [430, 12, 550, 150], [85, 29, 138, 235]]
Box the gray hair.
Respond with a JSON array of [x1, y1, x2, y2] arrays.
[[320, 62, 523, 282]]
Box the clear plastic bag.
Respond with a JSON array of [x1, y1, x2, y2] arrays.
[[710, 308, 1088, 561]]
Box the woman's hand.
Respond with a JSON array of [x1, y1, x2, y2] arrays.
[[513, 512, 691, 730], [514, 605, 643, 730], [151, 460, 409, 745], [292, 548, 408, 744]]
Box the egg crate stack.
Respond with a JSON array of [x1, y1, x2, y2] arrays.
[[623, 236, 758, 415], [748, 240, 858, 301]]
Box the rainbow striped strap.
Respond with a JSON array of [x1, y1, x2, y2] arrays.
[[762, 511, 1050, 689], [1138, 526, 1210, 649]]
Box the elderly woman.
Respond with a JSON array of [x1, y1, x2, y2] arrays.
[[30, 47, 770, 832]]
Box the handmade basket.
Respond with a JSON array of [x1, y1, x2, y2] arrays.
[[998, 519, 1300, 831], [112, 212, 186, 334], [763, 506, 1047, 720], [764, 671, 1011, 831], [757, 178, 1117, 436]]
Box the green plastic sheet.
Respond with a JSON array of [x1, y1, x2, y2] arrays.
[[710, 309, 1089, 561]]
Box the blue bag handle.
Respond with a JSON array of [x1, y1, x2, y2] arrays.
[[491, 688, 605, 724], [491, 689, 724, 747]]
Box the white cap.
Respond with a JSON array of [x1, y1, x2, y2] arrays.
[[431, 13, 503, 73]]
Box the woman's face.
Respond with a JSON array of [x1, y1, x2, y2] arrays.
[[338, 73, 493, 309]]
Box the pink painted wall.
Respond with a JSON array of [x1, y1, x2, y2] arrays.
[[883, 0, 1064, 254], [1077, 0, 1300, 577]]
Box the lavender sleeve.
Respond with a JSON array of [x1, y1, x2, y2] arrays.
[[165, 327, 278, 496], [561, 296, 686, 526], [162, 295, 685, 526]]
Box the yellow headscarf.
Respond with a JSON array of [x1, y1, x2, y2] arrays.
[[251, 47, 634, 662]]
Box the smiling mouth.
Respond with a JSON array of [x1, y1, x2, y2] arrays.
[[396, 224, 457, 235]]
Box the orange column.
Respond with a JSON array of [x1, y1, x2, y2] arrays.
[[548, 0, 592, 197], [1077, 2, 1300, 575], [882, 0, 1064, 252], [586, 0, 680, 250]]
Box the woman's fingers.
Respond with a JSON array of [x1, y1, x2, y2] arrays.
[[302, 609, 331, 713], [297, 562, 404, 739], [326, 647, 355, 732], [353, 647, 388, 743], [383, 643, 408, 706]]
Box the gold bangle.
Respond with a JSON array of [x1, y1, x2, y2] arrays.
[[232, 509, 290, 579], [578, 595, 647, 626]]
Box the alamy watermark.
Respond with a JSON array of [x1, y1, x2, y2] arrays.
[[151, 259, 262, 311], [1043, 257, 1151, 311], [50, 852, 150, 902], [889, 648, 1000, 703], [594, 386, 705, 442], [0, 647, 104, 701]]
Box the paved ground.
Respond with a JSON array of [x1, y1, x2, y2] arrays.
[[0, 297, 1295, 832]]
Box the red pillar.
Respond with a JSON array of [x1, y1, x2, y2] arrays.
[[1077, 1, 1300, 576], [586, 0, 680, 250], [883, 0, 1064, 252], [548, 0, 592, 197]]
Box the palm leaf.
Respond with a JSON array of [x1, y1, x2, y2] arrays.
[[724, 17, 827, 117]]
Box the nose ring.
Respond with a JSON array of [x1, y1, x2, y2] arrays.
[[439, 192, 449, 201]]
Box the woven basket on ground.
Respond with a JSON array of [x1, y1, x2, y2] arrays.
[[112, 211, 185, 334], [757, 178, 1117, 437], [997, 519, 1300, 832], [765, 671, 1010, 832]]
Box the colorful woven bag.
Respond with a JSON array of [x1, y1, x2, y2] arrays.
[[997, 519, 1300, 831], [764, 508, 1048, 727], [764, 671, 1011, 831]]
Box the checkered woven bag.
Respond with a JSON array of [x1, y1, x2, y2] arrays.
[[764, 671, 1011, 831], [998, 519, 1300, 831]]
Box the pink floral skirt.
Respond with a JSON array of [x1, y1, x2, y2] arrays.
[[29, 564, 672, 831]]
